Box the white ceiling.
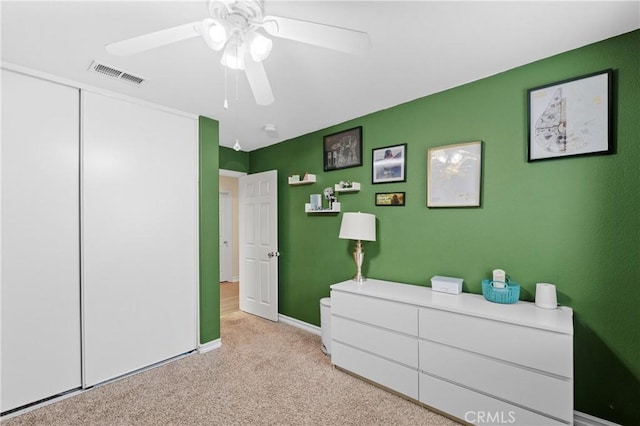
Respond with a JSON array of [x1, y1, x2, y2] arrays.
[[2, 1, 638, 152]]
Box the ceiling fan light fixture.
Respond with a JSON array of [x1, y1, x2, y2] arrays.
[[201, 18, 228, 51], [209, 21, 228, 45], [220, 39, 245, 70], [246, 32, 272, 62], [105, 0, 370, 107], [262, 19, 279, 36]]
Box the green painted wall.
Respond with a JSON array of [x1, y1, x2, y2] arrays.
[[199, 116, 220, 343], [249, 30, 640, 424], [219, 146, 250, 172]]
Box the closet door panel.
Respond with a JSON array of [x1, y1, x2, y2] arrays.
[[82, 92, 197, 387], [1, 70, 81, 411]]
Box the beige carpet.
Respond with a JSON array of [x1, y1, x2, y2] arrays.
[[4, 312, 460, 425]]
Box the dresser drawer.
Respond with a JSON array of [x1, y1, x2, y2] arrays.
[[419, 373, 566, 425], [419, 308, 572, 378], [419, 340, 573, 422], [332, 316, 418, 368], [333, 341, 419, 399], [332, 291, 418, 335]]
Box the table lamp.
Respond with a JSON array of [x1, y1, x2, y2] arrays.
[[339, 212, 376, 282]]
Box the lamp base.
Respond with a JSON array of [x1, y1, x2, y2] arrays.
[[351, 239, 366, 283]]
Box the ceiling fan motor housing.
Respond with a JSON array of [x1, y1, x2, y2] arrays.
[[209, 0, 265, 35]]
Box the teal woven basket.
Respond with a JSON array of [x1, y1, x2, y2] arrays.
[[481, 279, 520, 304]]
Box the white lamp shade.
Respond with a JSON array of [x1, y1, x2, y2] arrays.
[[245, 32, 273, 62], [339, 212, 376, 241], [220, 39, 245, 70], [209, 22, 227, 42], [201, 18, 228, 51]]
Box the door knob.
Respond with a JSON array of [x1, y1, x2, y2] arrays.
[[267, 251, 280, 258]]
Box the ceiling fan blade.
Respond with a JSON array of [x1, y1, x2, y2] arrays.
[[244, 56, 275, 106], [263, 15, 370, 55], [105, 21, 202, 56]]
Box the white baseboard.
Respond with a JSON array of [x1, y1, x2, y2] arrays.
[[278, 314, 321, 336], [574, 411, 621, 426], [197, 338, 222, 354]]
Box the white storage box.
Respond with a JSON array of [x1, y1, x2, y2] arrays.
[[431, 276, 463, 295]]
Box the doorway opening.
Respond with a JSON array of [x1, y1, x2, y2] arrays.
[[219, 170, 244, 318], [220, 281, 239, 316]]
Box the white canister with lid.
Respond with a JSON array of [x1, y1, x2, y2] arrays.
[[535, 283, 558, 309]]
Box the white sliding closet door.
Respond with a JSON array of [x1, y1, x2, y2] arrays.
[[1, 70, 81, 411], [82, 92, 197, 387]]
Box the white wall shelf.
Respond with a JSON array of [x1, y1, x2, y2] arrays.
[[289, 174, 316, 185], [335, 182, 360, 193], [305, 202, 340, 214]]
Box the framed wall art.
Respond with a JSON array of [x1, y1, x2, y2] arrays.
[[427, 141, 482, 208], [323, 126, 363, 171], [527, 69, 613, 162], [372, 143, 406, 184], [375, 192, 405, 206]]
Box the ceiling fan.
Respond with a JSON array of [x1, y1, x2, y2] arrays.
[[105, 0, 371, 106]]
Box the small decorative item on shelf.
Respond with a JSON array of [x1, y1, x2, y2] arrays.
[[289, 173, 316, 185], [482, 278, 520, 304], [304, 202, 340, 213], [323, 187, 337, 210], [334, 181, 361, 192], [309, 194, 322, 210]]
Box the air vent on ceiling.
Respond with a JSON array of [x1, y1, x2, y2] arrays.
[[88, 61, 146, 86]]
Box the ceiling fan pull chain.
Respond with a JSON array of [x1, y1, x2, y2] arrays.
[[223, 64, 229, 110], [232, 46, 242, 152], [235, 42, 240, 102]]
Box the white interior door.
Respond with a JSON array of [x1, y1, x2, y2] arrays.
[[1, 69, 81, 411], [239, 170, 278, 321], [82, 91, 197, 387], [219, 192, 232, 282]]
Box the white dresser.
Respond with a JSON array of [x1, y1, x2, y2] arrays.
[[330, 279, 574, 425]]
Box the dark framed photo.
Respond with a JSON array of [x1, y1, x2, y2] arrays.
[[323, 126, 363, 171], [372, 143, 406, 184], [375, 192, 405, 206], [527, 69, 613, 162]]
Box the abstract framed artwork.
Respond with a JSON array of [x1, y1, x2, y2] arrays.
[[372, 143, 406, 184], [323, 126, 363, 171], [427, 141, 482, 208], [527, 69, 613, 162]]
